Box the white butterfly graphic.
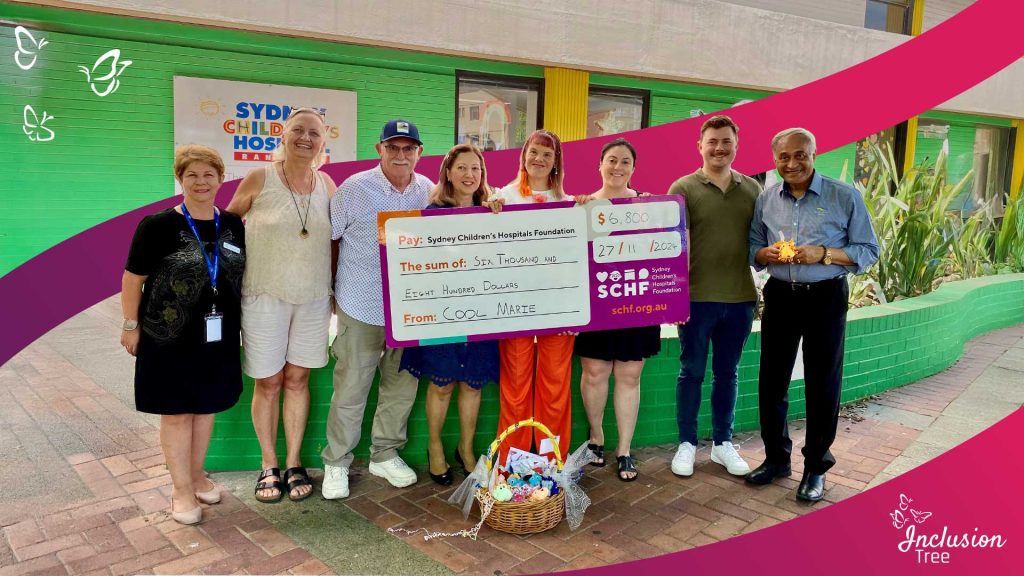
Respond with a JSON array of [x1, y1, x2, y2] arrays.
[[898, 493, 912, 511], [78, 49, 133, 97], [890, 509, 906, 529], [23, 105, 56, 142], [910, 508, 933, 524], [14, 26, 48, 71]]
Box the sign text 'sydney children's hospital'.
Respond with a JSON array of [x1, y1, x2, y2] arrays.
[[379, 195, 689, 347]]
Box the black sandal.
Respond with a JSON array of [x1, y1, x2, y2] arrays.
[[617, 455, 638, 482], [588, 443, 606, 467], [255, 467, 284, 503], [283, 466, 314, 502]]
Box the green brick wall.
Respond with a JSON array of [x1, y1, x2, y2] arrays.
[[0, 3, 542, 276], [206, 274, 1024, 470]]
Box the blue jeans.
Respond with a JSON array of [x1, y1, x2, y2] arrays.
[[676, 301, 755, 445]]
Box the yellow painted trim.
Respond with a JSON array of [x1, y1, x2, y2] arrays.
[[903, 116, 919, 175], [900, 5, 923, 176], [543, 68, 589, 142], [1010, 119, 1024, 200], [910, 0, 924, 35]]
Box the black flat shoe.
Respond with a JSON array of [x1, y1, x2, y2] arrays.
[[587, 443, 606, 467], [744, 462, 792, 485], [796, 471, 825, 502], [427, 450, 453, 486]]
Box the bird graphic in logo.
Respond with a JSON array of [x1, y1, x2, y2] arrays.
[[23, 105, 56, 142], [14, 26, 48, 71], [78, 49, 133, 97]]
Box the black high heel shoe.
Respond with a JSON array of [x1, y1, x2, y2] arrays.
[[427, 450, 453, 486]]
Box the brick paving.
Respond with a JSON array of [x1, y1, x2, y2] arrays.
[[0, 297, 1020, 575], [0, 449, 331, 576], [0, 305, 329, 575], [292, 326, 1023, 574]]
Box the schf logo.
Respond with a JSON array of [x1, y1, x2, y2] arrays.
[[596, 268, 650, 299]]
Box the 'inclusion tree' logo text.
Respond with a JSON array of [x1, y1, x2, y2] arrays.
[[891, 493, 1006, 564]]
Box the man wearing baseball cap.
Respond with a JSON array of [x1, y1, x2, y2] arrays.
[[321, 119, 432, 498]]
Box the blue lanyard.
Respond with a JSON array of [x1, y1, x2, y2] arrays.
[[180, 203, 220, 295]]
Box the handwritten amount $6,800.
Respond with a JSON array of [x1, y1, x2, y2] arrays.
[[596, 210, 650, 226]]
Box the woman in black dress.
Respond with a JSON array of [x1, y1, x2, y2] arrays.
[[574, 138, 661, 482], [121, 145, 245, 524]]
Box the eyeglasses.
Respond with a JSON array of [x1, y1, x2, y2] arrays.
[[383, 144, 419, 155]]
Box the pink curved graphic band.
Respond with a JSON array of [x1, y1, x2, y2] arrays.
[[0, 0, 1021, 380]]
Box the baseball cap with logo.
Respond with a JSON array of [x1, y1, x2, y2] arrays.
[[380, 119, 422, 145]]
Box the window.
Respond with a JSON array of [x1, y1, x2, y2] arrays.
[[914, 119, 1013, 214], [456, 73, 542, 151], [865, 0, 913, 34], [587, 88, 649, 138], [971, 125, 1012, 214]]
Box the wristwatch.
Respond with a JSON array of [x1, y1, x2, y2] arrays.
[[820, 245, 833, 265], [122, 319, 139, 331]]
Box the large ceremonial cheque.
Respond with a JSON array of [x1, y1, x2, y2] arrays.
[[378, 195, 689, 347]]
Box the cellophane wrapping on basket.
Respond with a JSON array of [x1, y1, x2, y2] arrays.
[[448, 453, 489, 519], [552, 442, 596, 530]]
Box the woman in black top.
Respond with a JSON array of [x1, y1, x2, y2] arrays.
[[121, 145, 245, 524], [574, 138, 661, 482]]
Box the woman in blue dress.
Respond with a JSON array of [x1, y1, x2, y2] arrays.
[[399, 143, 500, 485]]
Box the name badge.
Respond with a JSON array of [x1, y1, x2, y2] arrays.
[[205, 312, 223, 343], [223, 242, 241, 254]]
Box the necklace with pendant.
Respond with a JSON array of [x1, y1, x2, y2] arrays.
[[281, 163, 314, 238]]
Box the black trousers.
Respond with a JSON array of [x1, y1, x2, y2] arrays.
[[758, 276, 848, 474]]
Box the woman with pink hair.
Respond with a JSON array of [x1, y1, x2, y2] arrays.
[[490, 130, 575, 461]]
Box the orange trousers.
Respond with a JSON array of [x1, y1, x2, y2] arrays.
[[497, 334, 575, 466]]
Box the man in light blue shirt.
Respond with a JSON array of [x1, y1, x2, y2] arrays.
[[745, 127, 879, 502], [321, 119, 433, 499]]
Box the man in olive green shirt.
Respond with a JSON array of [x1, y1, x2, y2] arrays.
[[668, 115, 761, 478]]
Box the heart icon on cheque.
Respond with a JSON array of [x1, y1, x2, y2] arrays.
[[596, 271, 608, 283]]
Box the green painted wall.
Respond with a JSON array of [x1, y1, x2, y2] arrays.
[[0, 3, 542, 276], [206, 274, 1024, 470]]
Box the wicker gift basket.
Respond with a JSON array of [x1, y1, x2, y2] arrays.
[[475, 419, 566, 534]]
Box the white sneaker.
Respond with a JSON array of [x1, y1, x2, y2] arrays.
[[671, 442, 697, 477], [321, 464, 350, 499], [368, 456, 418, 488], [711, 442, 751, 476]]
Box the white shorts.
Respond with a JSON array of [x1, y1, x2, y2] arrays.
[[241, 293, 331, 378]]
